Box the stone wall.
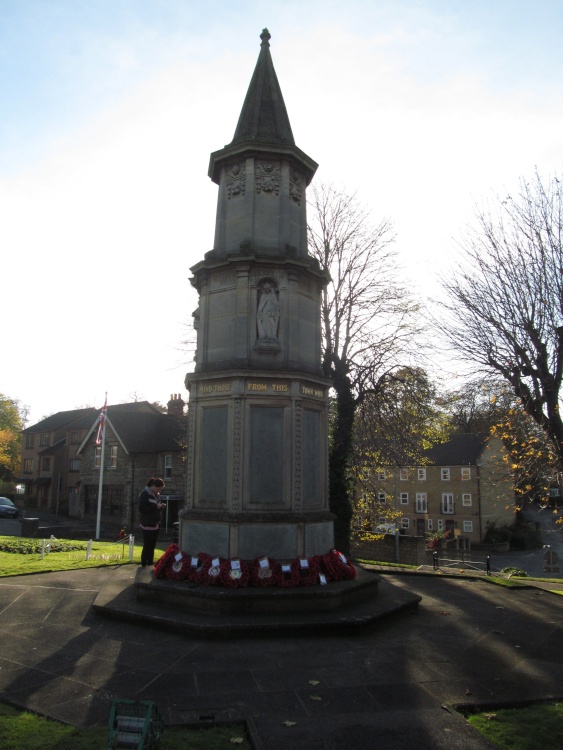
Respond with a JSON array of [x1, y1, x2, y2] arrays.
[[352, 534, 428, 566]]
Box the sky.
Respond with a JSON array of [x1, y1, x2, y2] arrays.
[[1, 0, 562, 426]]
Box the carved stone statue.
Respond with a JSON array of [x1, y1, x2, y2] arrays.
[[256, 282, 280, 340]]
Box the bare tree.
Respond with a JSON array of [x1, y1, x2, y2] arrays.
[[308, 184, 421, 551], [437, 170, 563, 466]]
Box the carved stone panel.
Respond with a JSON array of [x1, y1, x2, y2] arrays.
[[302, 408, 321, 507], [289, 168, 303, 205], [255, 160, 280, 195], [226, 162, 246, 199], [201, 406, 228, 507], [250, 406, 284, 504]]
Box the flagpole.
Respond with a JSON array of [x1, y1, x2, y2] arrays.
[[95, 393, 108, 540]]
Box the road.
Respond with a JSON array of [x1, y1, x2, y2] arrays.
[[488, 502, 563, 578]]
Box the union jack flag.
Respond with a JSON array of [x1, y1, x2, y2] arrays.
[[95, 398, 107, 446]]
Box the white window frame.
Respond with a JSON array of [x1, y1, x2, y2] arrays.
[[462, 493, 472, 506], [94, 446, 101, 469], [415, 492, 428, 513], [377, 470, 386, 480], [461, 467, 471, 481], [442, 493, 454, 514], [109, 445, 118, 469], [377, 492, 386, 503], [441, 468, 451, 481], [399, 468, 408, 481], [401, 517, 409, 529], [164, 455, 172, 479], [463, 521, 473, 533], [437, 519, 444, 531], [427, 519, 433, 531], [400, 492, 409, 505], [417, 468, 426, 481]]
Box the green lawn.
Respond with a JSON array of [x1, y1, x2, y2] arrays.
[[0, 536, 147, 576], [0, 703, 252, 750], [468, 702, 563, 750]]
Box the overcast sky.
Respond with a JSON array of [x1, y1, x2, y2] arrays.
[[2, 0, 562, 425]]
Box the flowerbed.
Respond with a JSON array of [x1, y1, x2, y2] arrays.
[[154, 546, 356, 588], [0, 538, 87, 555]]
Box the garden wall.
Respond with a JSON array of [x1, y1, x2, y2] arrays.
[[352, 534, 428, 566]]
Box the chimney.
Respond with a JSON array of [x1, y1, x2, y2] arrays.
[[167, 393, 185, 417]]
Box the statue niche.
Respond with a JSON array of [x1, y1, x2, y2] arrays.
[[255, 279, 281, 353]]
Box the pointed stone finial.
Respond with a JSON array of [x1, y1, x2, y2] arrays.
[[260, 28, 271, 47]]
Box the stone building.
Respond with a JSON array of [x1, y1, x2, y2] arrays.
[[20, 397, 186, 534], [355, 433, 515, 545]]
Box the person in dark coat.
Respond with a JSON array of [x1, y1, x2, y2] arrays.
[[138, 477, 166, 567]]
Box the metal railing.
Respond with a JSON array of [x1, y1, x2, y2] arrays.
[[432, 550, 491, 575]]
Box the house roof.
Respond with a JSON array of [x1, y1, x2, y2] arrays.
[[424, 433, 490, 466], [74, 401, 184, 456], [38, 438, 66, 456], [23, 407, 97, 433], [106, 410, 184, 454]]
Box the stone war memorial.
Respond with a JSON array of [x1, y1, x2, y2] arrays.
[[134, 30, 420, 629], [181, 27, 333, 565]]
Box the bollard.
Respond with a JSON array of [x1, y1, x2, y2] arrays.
[[41, 539, 46, 560], [486, 555, 491, 576], [128, 535, 135, 562], [433, 550, 438, 570]]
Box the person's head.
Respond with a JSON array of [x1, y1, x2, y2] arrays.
[[147, 477, 165, 489]]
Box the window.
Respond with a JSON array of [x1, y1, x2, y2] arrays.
[[16, 485, 25, 495], [417, 468, 426, 481], [400, 492, 409, 504], [442, 493, 454, 514], [401, 518, 410, 529], [69, 459, 80, 472], [164, 455, 172, 479], [23, 458, 33, 473], [427, 519, 433, 531], [109, 445, 117, 469], [41, 457, 51, 472], [441, 468, 450, 481], [39, 433, 49, 447], [377, 492, 386, 503], [550, 488, 560, 497], [462, 493, 472, 506], [377, 470, 386, 480], [70, 431, 81, 444], [415, 493, 428, 513], [25, 434, 35, 449], [461, 467, 471, 480], [438, 519, 444, 531], [399, 468, 408, 481], [94, 446, 101, 468], [463, 521, 473, 533]]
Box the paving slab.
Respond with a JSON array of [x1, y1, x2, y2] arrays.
[[0, 566, 561, 749]]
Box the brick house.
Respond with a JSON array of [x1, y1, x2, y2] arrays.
[[19, 407, 97, 512], [19, 396, 186, 535], [355, 433, 515, 544]]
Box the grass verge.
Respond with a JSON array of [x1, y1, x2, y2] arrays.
[[0, 536, 145, 576], [467, 702, 563, 750], [0, 703, 252, 750]]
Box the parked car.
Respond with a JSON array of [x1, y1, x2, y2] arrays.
[[374, 523, 397, 535], [0, 497, 20, 518]]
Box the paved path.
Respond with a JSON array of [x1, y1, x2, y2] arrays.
[[0, 567, 562, 749]]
